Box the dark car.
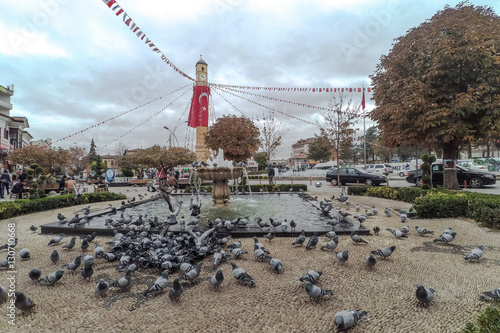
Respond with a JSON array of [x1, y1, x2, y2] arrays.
[[406, 164, 497, 188], [326, 167, 387, 186]]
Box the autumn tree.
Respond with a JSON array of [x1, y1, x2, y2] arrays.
[[370, 3, 500, 189], [67, 146, 89, 176], [255, 111, 287, 161], [204, 115, 260, 162], [316, 93, 361, 186], [9, 146, 70, 174], [119, 146, 195, 172], [307, 136, 331, 163]]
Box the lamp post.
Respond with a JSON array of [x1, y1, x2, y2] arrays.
[[163, 126, 179, 148]]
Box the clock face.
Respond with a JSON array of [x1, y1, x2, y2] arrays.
[[200, 74, 206, 81]]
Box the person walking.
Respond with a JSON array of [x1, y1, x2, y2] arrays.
[[267, 164, 275, 185], [0, 170, 11, 198]]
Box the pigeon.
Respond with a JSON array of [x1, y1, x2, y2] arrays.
[[230, 262, 255, 287], [337, 195, 348, 203], [373, 226, 380, 235], [179, 263, 193, 273], [28, 268, 41, 283], [207, 269, 224, 290], [81, 238, 89, 251], [0, 256, 8, 269], [416, 284, 435, 304], [305, 282, 333, 300], [400, 213, 407, 223], [57, 212, 67, 223], [321, 236, 339, 251], [50, 249, 59, 264], [169, 277, 184, 301], [305, 232, 319, 250], [48, 235, 64, 246], [267, 258, 283, 274], [80, 261, 94, 281], [354, 215, 367, 224], [335, 310, 367, 330], [19, 248, 30, 260], [281, 220, 288, 232], [14, 291, 35, 313], [183, 262, 202, 283], [433, 231, 457, 244], [371, 206, 378, 215], [256, 218, 270, 229], [365, 253, 377, 269], [95, 278, 110, 298], [464, 245, 484, 261], [386, 228, 408, 239], [94, 243, 105, 258], [231, 248, 248, 259], [0, 286, 7, 303], [69, 214, 82, 225], [254, 244, 270, 261], [355, 203, 360, 212], [227, 240, 242, 250], [143, 270, 169, 297], [299, 270, 322, 284], [384, 208, 391, 217], [350, 232, 368, 244], [38, 270, 64, 285], [253, 237, 270, 255], [371, 245, 396, 259], [415, 226, 434, 236], [325, 231, 337, 238], [365, 209, 374, 217], [292, 230, 306, 246], [263, 231, 275, 242], [61, 255, 83, 273], [334, 250, 349, 264], [62, 237, 76, 250], [290, 220, 297, 231], [401, 226, 410, 235], [29, 225, 38, 233], [443, 227, 454, 234], [479, 288, 500, 301], [110, 270, 133, 290]]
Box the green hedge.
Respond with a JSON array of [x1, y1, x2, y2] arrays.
[[247, 175, 269, 179], [463, 303, 500, 332], [347, 186, 429, 203], [185, 184, 307, 193], [413, 192, 469, 218], [0, 192, 126, 220]]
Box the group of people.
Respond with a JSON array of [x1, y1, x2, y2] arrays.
[[0, 170, 28, 199]]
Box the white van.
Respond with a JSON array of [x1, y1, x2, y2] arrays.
[[312, 161, 338, 170]]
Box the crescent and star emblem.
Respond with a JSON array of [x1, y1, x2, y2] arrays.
[[199, 92, 209, 103]]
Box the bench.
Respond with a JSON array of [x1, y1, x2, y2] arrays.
[[130, 179, 148, 186]]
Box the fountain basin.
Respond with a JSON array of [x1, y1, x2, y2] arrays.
[[195, 167, 245, 206]]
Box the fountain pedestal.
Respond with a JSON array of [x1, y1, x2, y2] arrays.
[[195, 167, 244, 206]]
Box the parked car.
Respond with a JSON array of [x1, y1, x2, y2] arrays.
[[365, 164, 390, 176], [384, 164, 394, 173], [406, 164, 497, 188], [326, 167, 387, 186], [457, 161, 490, 171]]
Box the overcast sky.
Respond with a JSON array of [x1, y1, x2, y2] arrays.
[[1, 0, 498, 159]]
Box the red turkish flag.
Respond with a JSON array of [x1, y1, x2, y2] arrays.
[[362, 91, 366, 110], [188, 85, 210, 128]]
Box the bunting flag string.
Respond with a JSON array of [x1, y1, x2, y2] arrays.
[[172, 100, 192, 134], [223, 86, 364, 117], [101, 0, 195, 82], [212, 88, 249, 119], [210, 83, 372, 93], [50, 84, 192, 145], [215, 87, 316, 125], [104, 87, 192, 148]]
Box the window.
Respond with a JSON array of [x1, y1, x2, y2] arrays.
[[348, 168, 356, 175], [339, 168, 348, 175]]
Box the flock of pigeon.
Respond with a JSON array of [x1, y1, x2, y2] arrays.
[[0, 191, 498, 331]]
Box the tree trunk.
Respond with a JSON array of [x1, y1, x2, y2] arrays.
[[467, 143, 472, 159], [442, 142, 460, 190]]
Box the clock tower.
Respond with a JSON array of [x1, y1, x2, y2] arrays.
[[194, 56, 211, 162]]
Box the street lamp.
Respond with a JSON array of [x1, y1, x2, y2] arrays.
[[163, 126, 179, 148]]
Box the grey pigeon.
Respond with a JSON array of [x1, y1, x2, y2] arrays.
[[415, 226, 434, 236], [355, 203, 360, 211], [38, 270, 64, 285], [366, 253, 377, 269], [62, 237, 76, 250], [464, 245, 484, 261], [207, 269, 224, 290], [386, 228, 408, 239], [48, 235, 64, 246], [28, 268, 41, 283], [228, 241, 242, 249], [289, 220, 297, 231], [384, 208, 391, 217], [321, 236, 339, 251], [143, 270, 169, 297], [371, 245, 396, 259], [263, 231, 275, 242], [371, 206, 378, 215], [299, 270, 322, 284], [400, 213, 407, 223], [480, 288, 500, 301], [305, 282, 332, 300], [373, 226, 380, 235], [231, 248, 248, 259], [354, 215, 367, 224], [0, 286, 7, 303], [110, 270, 133, 290], [19, 248, 30, 260], [350, 232, 368, 244], [29, 225, 38, 233], [50, 249, 59, 264], [14, 291, 35, 313], [94, 243, 105, 258], [267, 258, 283, 274], [334, 250, 349, 264], [230, 262, 255, 287], [183, 262, 202, 283], [95, 278, 110, 298], [305, 232, 319, 250], [443, 227, 453, 234], [433, 231, 457, 244], [62, 255, 82, 273], [57, 213, 66, 223], [80, 261, 94, 281], [169, 277, 184, 301], [292, 230, 306, 246], [335, 310, 367, 330], [281, 220, 288, 232], [401, 225, 410, 235], [81, 238, 89, 251], [0, 237, 17, 251], [325, 231, 336, 238], [416, 284, 435, 304], [254, 244, 270, 261]]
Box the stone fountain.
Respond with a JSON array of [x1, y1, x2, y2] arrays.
[[193, 149, 245, 206]]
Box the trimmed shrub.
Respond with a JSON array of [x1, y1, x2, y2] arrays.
[[463, 303, 500, 333], [397, 187, 428, 203], [413, 192, 469, 218], [466, 194, 500, 228], [347, 186, 372, 196], [365, 187, 399, 201]]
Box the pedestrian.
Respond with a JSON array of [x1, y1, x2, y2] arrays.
[[59, 176, 67, 193], [10, 180, 23, 200], [0, 170, 11, 198], [267, 164, 275, 184], [18, 170, 27, 183], [65, 177, 75, 194]]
